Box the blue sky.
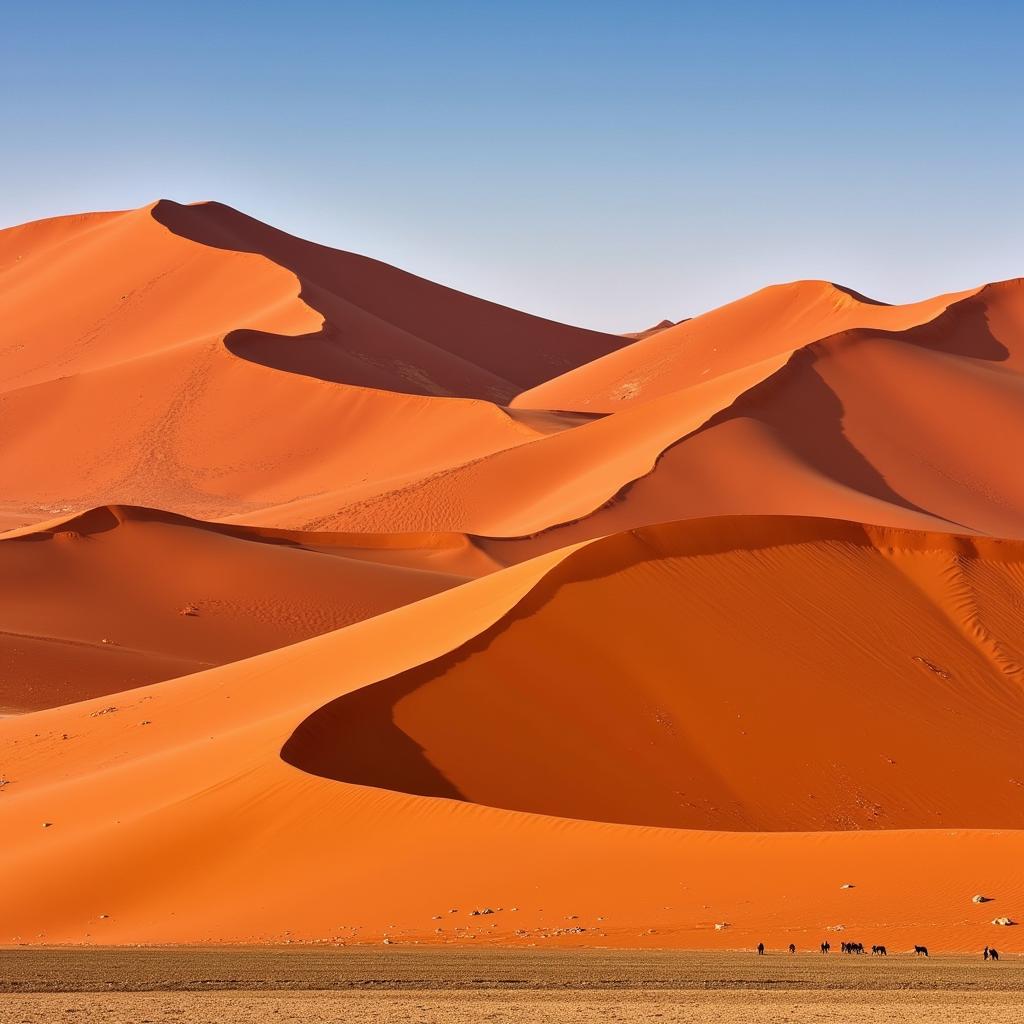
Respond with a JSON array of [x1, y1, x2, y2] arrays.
[[3, 1, 1022, 331]]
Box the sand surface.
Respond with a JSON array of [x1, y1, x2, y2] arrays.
[[0, 950, 1019, 1023], [1, 990, 1018, 1024], [0, 201, 1022, 956]]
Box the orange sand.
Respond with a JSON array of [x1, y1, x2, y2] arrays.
[[0, 203, 1021, 952], [0, 506, 463, 712]]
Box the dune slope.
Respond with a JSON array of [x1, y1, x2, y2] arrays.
[[513, 279, 978, 413], [5, 204, 1023, 553], [151, 200, 628, 401], [285, 517, 1024, 831], [2, 200, 1023, 953], [0, 202, 619, 530], [0, 505, 462, 712], [0, 520, 1020, 952]]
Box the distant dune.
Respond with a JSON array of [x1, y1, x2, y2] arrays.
[[0, 505, 463, 712], [0, 202, 1021, 952]]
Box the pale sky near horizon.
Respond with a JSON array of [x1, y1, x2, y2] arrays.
[[3, 1, 1023, 332]]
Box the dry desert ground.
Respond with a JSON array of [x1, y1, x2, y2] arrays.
[[0, 948, 1022, 1023]]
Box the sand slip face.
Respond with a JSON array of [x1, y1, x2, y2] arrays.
[[0, 202, 1022, 952]]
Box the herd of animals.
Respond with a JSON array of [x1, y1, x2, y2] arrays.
[[753, 942, 1003, 959]]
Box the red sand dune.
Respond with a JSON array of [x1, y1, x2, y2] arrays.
[[0, 505, 462, 713], [0, 519, 1021, 951], [513, 279, 978, 413], [285, 518, 1024, 832], [0, 201, 1022, 952], [0, 202, 619, 530]]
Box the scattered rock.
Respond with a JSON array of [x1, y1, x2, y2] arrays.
[[992, 917, 1016, 926], [840, 883, 856, 889], [826, 924, 846, 932], [470, 908, 495, 916], [98, 914, 109, 920], [179, 604, 199, 617], [90, 707, 118, 717], [912, 655, 952, 680], [973, 895, 993, 903], [714, 922, 730, 930]]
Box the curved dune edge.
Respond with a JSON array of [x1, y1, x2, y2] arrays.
[[0, 202, 610, 532], [478, 282, 1024, 557], [267, 279, 1024, 542], [0, 504, 472, 713], [287, 352, 794, 537], [512, 278, 983, 413], [0, 516, 1021, 949], [151, 199, 628, 402], [283, 515, 1024, 831], [0, 502, 500, 574], [4, 203, 1022, 548]]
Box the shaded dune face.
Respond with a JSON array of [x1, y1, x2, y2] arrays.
[[151, 200, 628, 402], [284, 517, 1024, 831]]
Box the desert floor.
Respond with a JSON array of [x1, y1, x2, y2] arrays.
[[0, 948, 1019, 1022]]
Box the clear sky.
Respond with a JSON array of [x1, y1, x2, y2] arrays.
[[3, 1, 1022, 332]]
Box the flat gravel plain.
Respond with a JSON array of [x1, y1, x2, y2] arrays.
[[0, 948, 1019, 1023]]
